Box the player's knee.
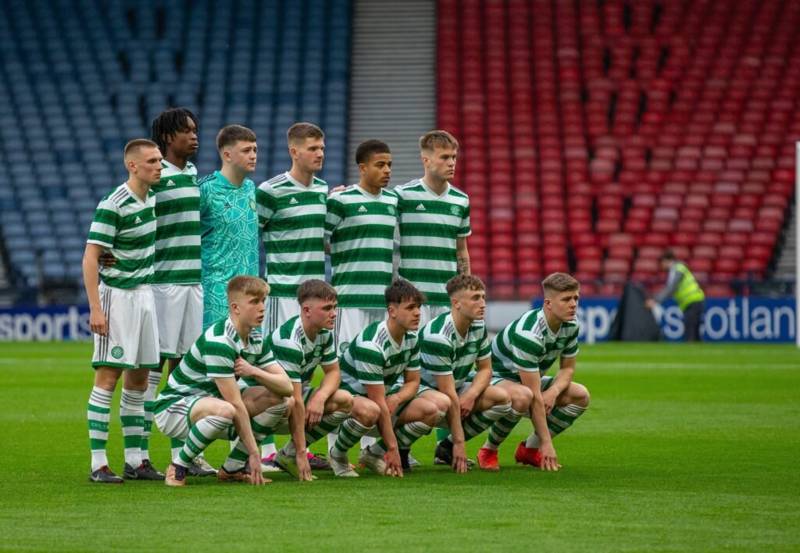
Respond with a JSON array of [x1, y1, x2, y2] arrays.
[[420, 400, 441, 426], [512, 386, 533, 410], [427, 391, 450, 412], [217, 401, 236, 420], [489, 386, 511, 406], [572, 383, 590, 408], [333, 390, 353, 412], [353, 400, 380, 426]]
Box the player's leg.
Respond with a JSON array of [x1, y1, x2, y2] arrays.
[[436, 384, 512, 464], [478, 380, 531, 470], [330, 396, 379, 475], [221, 386, 290, 481], [328, 307, 368, 451], [517, 379, 590, 466], [684, 301, 704, 342], [163, 397, 236, 486], [87, 366, 123, 483], [369, 394, 447, 470]]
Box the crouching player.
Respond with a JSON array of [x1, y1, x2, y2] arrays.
[[153, 276, 294, 486], [333, 280, 448, 477], [252, 280, 361, 479], [483, 272, 590, 471], [417, 275, 512, 472]]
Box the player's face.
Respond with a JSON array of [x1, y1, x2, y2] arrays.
[[546, 289, 580, 323], [422, 146, 457, 181], [232, 293, 266, 327], [453, 288, 486, 321], [389, 300, 421, 331], [361, 153, 392, 188], [129, 146, 163, 185], [167, 117, 199, 158], [291, 137, 325, 174], [305, 298, 338, 330], [225, 140, 258, 173]]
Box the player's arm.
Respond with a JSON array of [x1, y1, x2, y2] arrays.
[[435, 373, 468, 473], [307, 361, 340, 428], [215, 376, 264, 485], [233, 358, 293, 397], [82, 243, 107, 336], [286, 381, 312, 481], [543, 356, 576, 414], [455, 237, 470, 275], [519, 370, 559, 471], [460, 355, 492, 416], [365, 383, 402, 476]]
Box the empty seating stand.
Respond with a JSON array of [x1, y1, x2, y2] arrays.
[[437, 0, 798, 298], [0, 0, 351, 291]]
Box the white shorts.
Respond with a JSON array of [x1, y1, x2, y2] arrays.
[[154, 396, 201, 439], [152, 283, 203, 358], [265, 296, 300, 333], [335, 307, 385, 355], [420, 304, 450, 327], [92, 283, 160, 370]]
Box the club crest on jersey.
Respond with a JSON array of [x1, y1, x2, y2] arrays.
[[450, 205, 460, 216], [319, 194, 326, 204], [387, 205, 396, 215]]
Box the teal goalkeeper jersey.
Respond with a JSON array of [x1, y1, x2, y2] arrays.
[[199, 171, 260, 327]]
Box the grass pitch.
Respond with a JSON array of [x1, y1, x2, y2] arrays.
[[1, 342, 799, 552]]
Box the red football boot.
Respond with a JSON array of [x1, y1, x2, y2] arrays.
[[514, 442, 542, 467]]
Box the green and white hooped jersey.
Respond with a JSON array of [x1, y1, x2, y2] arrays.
[[491, 308, 580, 382], [154, 317, 276, 413], [326, 186, 398, 309], [256, 172, 328, 298], [150, 160, 201, 284], [339, 320, 420, 396], [87, 183, 157, 289], [396, 179, 471, 306], [419, 312, 491, 390], [268, 315, 337, 386]]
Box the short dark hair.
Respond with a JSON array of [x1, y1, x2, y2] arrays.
[[217, 125, 256, 150], [385, 279, 426, 306], [446, 274, 486, 296], [660, 249, 676, 262], [419, 130, 459, 152], [227, 275, 269, 301], [542, 273, 580, 295], [151, 107, 198, 155], [297, 279, 337, 304], [287, 122, 324, 145], [123, 139, 159, 160], [355, 139, 391, 165]]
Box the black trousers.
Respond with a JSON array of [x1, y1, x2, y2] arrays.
[[683, 301, 704, 342]]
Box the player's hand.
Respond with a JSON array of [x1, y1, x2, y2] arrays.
[[89, 309, 108, 336], [98, 252, 117, 268], [328, 184, 347, 194], [452, 441, 469, 474], [296, 451, 313, 482], [539, 442, 561, 472], [385, 394, 401, 415], [248, 452, 267, 485], [459, 394, 477, 418], [541, 388, 558, 415], [305, 396, 325, 429], [645, 298, 656, 310], [384, 448, 403, 478], [234, 358, 258, 378]]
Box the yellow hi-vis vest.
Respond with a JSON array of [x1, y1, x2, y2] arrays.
[[673, 262, 705, 311]]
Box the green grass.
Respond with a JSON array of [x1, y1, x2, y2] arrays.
[[1, 342, 799, 552]]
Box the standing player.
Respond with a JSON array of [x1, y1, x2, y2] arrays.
[[200, 125, 260, 329], [396, 129, 472, 458], [482, 272, 590, 471], [154, 276, 293, 486], [255, 122, 328, 468], [134, 108, 207, 477], [417, 275, 512, 472], [324, 139, 398, 454], [83, 139, 162, 483], [265, 280, 364, 478], [326, 139, 397, 352], [334, 280, 448, 477]]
